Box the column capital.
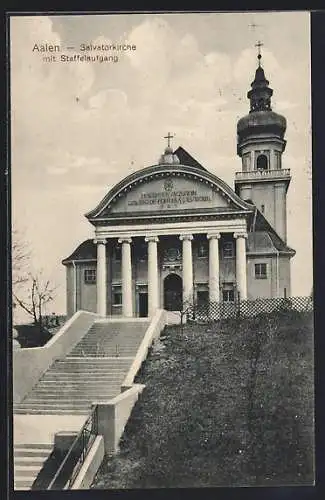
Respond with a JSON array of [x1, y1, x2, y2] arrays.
[[233, 232, 248, 239], [118, 237, 132, 244], [179, 233, 193, 241], [145, 235, 159, 243], [94, 238, 107, 245], [207, 232, 221, 240]]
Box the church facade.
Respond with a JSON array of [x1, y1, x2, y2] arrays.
[[62, 55, 295, 318]]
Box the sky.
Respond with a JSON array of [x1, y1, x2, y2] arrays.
[[10, 11, 312, 321]]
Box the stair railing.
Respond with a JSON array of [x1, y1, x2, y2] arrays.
[[47, 405, 98, 490]]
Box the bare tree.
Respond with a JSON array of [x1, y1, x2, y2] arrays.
[[13, 271, 56, 331], [12, 228, 31, 292]]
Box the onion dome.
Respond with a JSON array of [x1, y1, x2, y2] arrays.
[[237, 52, 286, 144]]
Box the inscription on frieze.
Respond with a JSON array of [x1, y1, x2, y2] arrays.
[[110, 176, 229, 213], [128, 189, 212, 208]]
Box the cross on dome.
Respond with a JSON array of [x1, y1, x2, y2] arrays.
[[255, 40, 264, 65], [159, 132, 180, 165], [164, 132, 174, 149]]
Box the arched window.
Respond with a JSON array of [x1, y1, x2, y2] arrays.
[[256, 154, 268, 171]]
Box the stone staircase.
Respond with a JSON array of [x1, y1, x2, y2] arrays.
[[14, 443, 53, 490], [14, 320, 149, 415], [14, 318, 150, 490]]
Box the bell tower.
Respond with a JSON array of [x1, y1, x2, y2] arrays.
[[234, 43, 291, 243]]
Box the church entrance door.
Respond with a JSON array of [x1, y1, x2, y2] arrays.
[[139, 293, 148, 317], [164, 273, 182, 311]]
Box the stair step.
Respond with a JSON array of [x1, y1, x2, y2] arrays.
[[14, 449, 52, 458], [70, 343, 141, 346], [38, 379, 124, 385], [41, 376, 125, 381], [15, 403, 91, 410], [55, 357, 133, 361], [22, 397, 116, 404], [14, 408, 89, 415], [29, 392, 119, 398], [40, 373, 125, 379], [43, 368, 127, 373], [39, 375, 125, 381], [14, 466, 40, 476], [31, 387, 121, 393], [15, 443, 53, 450], [72, 342, 143, 346], [69, 351, 138, 355], [61, 356, 133, 360], [14, 478, 36, 489], [52, 366, 127, 369], [32, 384, 122, 390], [41, 372, 126, 377], [50, 364, 130, 368], [48, 367, 129, 372], [14, 457, 48, 466]]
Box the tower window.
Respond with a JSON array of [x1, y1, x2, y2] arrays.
[[256, 154, 268, 171], [242, 153, 250, 172], [261, 204, 265, 214], [275, 151, 281, 169]]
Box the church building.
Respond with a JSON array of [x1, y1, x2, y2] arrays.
[[62, 52, 295, 318]]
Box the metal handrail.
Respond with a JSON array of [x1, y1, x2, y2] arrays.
[[47, 405, 98, 490]]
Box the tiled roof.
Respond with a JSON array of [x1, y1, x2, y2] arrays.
[[62, 239, 96, 264], [250, 208, 295, 254], [173, 146, 208, 171], [247, 232, 276, 253]]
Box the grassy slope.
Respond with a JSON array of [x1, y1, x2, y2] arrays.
[[92, 311, 314, 489]]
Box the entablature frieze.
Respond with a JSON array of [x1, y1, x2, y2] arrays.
[[91, 209, 250, 228], [95, 218, 248, 240]]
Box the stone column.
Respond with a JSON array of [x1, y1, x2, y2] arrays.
[[118, 237, 133, 317], [234, 232, 248, 301], [94, 238, 107, 317], [145, 236, 159, 317], [179, 234, 194, 306], [207, 233, 221, 303]]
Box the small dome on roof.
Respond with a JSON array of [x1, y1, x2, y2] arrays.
[[158, 145, 181, 165]]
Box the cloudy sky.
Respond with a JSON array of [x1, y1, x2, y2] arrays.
[[10, 11, 312, 319]]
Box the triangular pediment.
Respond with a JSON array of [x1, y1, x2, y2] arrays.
[[86, 164, 254, 222]]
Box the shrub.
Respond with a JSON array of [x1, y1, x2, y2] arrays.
[[92, 311, 314, 488]]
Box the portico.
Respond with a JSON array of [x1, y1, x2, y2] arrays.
[[93, 221, 248, 317]]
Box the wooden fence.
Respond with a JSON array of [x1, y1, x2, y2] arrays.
[[186, 296, 313, 322]]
